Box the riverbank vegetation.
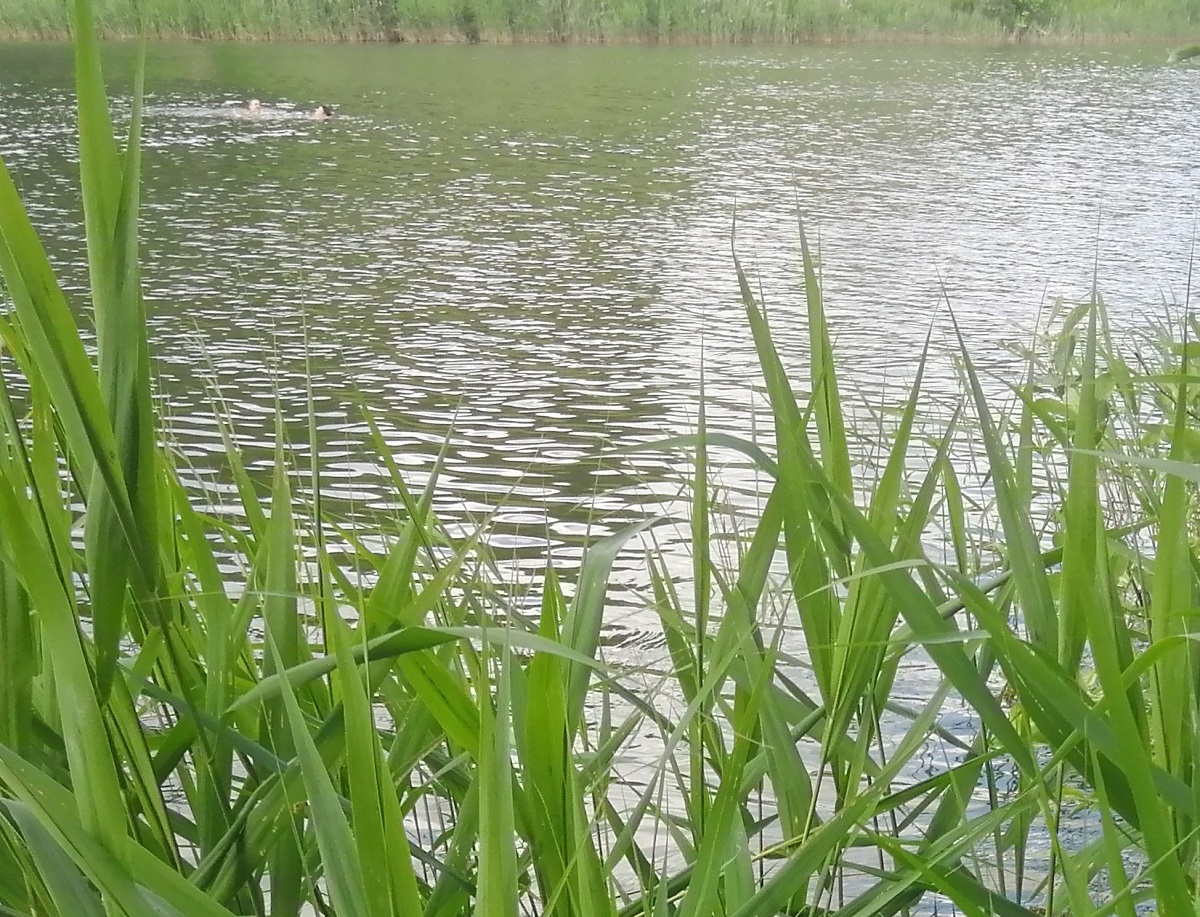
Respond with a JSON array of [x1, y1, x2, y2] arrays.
[[0, 0, 1198, 41], [3, 2, 1200, 915]]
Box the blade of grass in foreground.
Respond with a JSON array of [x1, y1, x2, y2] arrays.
[[0, 382, 33, 754], [950, 309, 1058, 653], [1056, 302, 1100, 674], [331, 612, 423, 917], [562, 519, 657, 735], [826, 331, 933, 784], [815, 457, 1038, 776], [689, 362, 712, 848], [521, 565, 614, 917], [0, 748, 236, 916], [0, 472, 129, 859], [478, 640, 519, 917], [73, 0, 158, 698], [1146, 313, 1196, 854], [261, 429, 305, 917], [797, 215, 853, 508], [733, 248, 840, 702], [5, 803, 104, 917], [273, 630, 371, 917], [731, 679, 956, 917], [676, 626, 773, 917]]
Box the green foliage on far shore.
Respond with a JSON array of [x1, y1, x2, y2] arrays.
[[0, 0, 1197, 41]]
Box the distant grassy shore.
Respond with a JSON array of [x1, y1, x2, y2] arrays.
[[0, 0, 1198, 42]]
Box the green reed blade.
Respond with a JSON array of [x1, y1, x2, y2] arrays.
[[797, 216, 853, 506], [0, 749, 236, 916], [0, 475, 129, 863], [823, 478, 1037, 776], [1146, 318, 1197, 843], [271, 629, 371, 917], [170, 475, 238, 853], [69, 0, 119, 250], [522, 564, 615, 917], [945, 569, 1143, 819], [423, 775, 480, 917], [951, 563, 1200, 914], [0, 544, 32, 757], [0, 160, 137, 544], [951, 311, 1058, 652], [261, 427, 305, 917], [331, 613, 423, 917], [650, 551, 701, 703], [688, 363, 714, 846], [1090, 756, 1136, 917], [676, 626, 773, 917], [211, 405, 268, 540], [734, 251, 840, 700], [263, 429, 301, 685], [233, 626, 457, 713], [841, 742, 995, 917], [1056, 303, 1100, 674], [477, 641, 518, 917], [6, 802, 104, 917], [710, 486, 814, 843], [562, 519, 656, 735], [363, 404, 446, 566], [731, 679, 954, 917], [0, 818, 37, 917], [400, 648, 482, 756], [872, 828, 1042, 917], [74, 10, 154, 699], [827, 331, 932, 767], [103, 669, 181, 866], [522, 564, 581, 914], [364, 530, 426, 631]]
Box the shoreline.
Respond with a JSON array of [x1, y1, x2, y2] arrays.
[[0, 25, 1195, 45]]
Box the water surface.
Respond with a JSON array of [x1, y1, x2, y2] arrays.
[[1, 38, 1197, 644]]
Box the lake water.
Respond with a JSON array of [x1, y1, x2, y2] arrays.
[[2, 38, 1193, 909], [3, 40, 1197, 650], [3, 41, 1196, 631]]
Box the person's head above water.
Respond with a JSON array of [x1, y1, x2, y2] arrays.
[[245, 98, 262, 112], [310, 104, 335, 120]]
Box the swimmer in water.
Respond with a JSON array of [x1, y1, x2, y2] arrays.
[[309, 104, 335, 121], [235, 98, 264, 119]]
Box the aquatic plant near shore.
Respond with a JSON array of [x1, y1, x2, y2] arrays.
[[1, 1, 1200, 915]]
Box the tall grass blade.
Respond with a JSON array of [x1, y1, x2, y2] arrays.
[[5, 802, 104, 917], [260, 429, 306, 917], [0, 747, 236, 916], [522, 564, 615, 917], [272, 630, 372, 917], [0, 474, 128, 859], [951, 310, 1058, 651], [478, 640, 518, 917], [330, 612, 423, 917], [562, 519, 655, 734], [1147, 309, 1196, 856], [72, 0, 156, 697], [798, 216, 853, 504], [733, 249, 840, 699], [677, 628, 772, 917], [1056, 303, 1100, 674]]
